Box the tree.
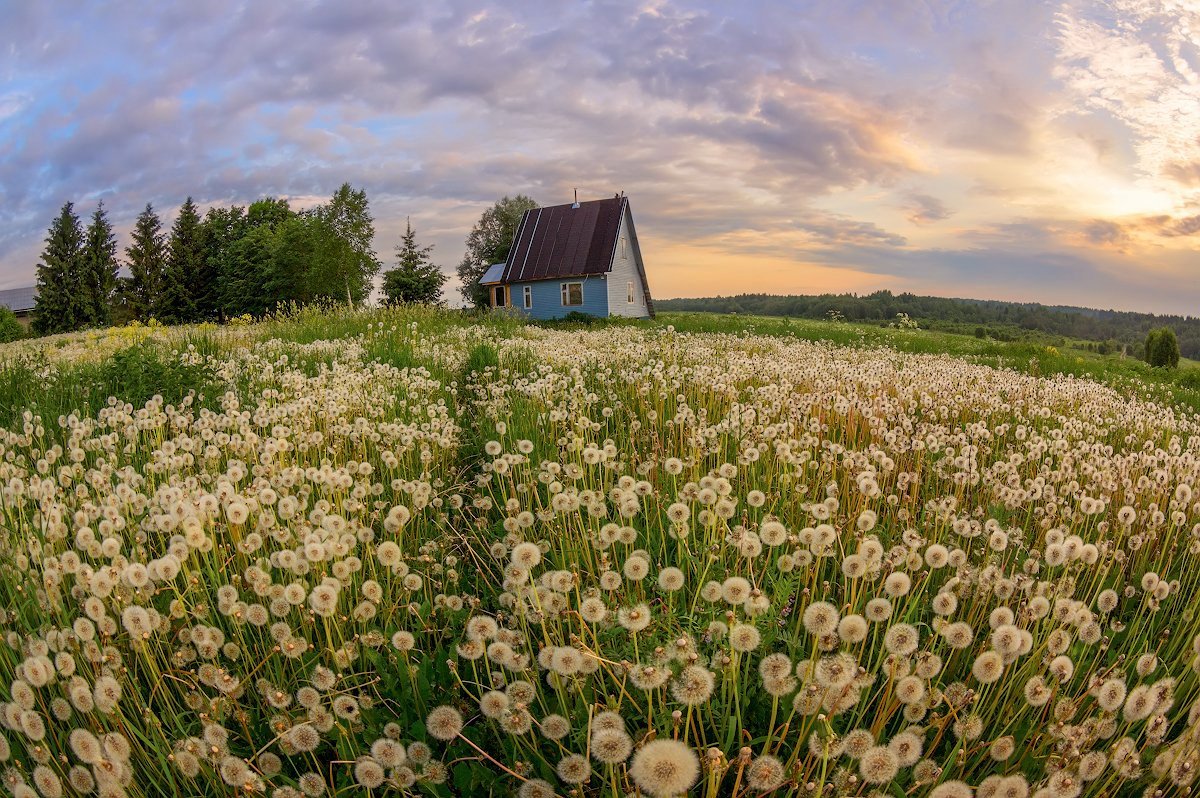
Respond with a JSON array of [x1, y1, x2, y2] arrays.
[[197, 206, 247, 321], [266, 214, 318, 307], [221, 226, 278, 318], [383, 217, 445, 304], [124, 204, 167, 321], [456, 194, 538, 308], [79, 201, 119, 327], [246, 197, 293, 231], [1146, 327, 1181, 368], [33, 202, 87, 335], [309, 184, 380, 305], [157, 197, 204, 324]]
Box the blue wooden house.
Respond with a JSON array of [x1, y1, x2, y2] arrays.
[[479, 194, 654, 319]]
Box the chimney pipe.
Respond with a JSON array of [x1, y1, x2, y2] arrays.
[[572, 188, 579, 209]]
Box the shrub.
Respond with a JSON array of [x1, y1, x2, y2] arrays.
[[0, 307, 23, 342], [1146, 326, 1181, 368]]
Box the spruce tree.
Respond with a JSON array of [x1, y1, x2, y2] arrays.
[[383, 217, 445, 304], [125, 204, 167, 322], [33, 202, 86, 335], [157, 198, 203, 324], [80, 200, 118, 327], [197, 206, 246, 321]]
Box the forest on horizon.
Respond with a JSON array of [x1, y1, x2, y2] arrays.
[[656, 291, 1200, 360]]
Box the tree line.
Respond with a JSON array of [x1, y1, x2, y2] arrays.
[[31, 185, 447, 336], [657, 291, 1200, 362]]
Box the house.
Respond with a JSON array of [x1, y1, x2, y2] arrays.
[[480, 194, 654, 319], [0, 286, 36, 325]]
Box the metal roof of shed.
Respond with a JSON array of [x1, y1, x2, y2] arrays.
[[0, 286, 36, 313], [479, 263, 506, 285]]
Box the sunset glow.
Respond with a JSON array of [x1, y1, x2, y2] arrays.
[[1, 1, 1198, 313]]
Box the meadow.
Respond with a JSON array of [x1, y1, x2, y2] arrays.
[[0, 305, 1198, 797]]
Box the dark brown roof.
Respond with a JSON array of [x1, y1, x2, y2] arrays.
[[502, 197, 625, 282]]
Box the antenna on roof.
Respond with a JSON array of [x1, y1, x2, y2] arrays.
[[572, 188, 579, 209]]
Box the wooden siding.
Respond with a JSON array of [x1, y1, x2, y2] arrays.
[[605, 209, 651, 318], [508, 275, 608, 320]]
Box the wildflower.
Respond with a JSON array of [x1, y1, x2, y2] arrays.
[[883, 623, 919, 656], [843, 729, 875, 758], [972, 651, 1004, 684], [729, 623, 762, 652], [759, 520, 787, 546], [556, 753, 591, 784], [889, 731, 923, 766], [510, 542, 541, 569], [617, 604, 652, 633], [629, 739, 700, 798], [623, 556, 650, 581], [426, 706, 463, 740], [370, 738, 406, 768], [540, 714, 570, 741], [802, 601, 839, 637], [671, 665, 716, 705], [354, 758, 385, 789], [722, 577, 752, 604], [517, 779, 556, 798], [658, 567, 685, 591], [746, 754, 785, 791], [859, 745, 899, 784], [838, 614, 868, 643], [591, 728, 633, 763]]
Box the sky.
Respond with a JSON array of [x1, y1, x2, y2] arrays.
[[1, 0, 1199, 315]]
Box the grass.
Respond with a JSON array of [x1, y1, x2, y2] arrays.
[[0, 305, 1197, 798]]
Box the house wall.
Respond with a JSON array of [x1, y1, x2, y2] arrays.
[[509, 275, 609, 320], [606, 210, 650, 318]]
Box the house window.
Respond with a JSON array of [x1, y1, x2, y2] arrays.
[[627, 281, 635, 303], [620, 237, 627, 259], [561, 282, 583, 306], [523, 285, 532, 309], [493, 286, 506, 307]]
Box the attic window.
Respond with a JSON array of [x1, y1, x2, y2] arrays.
[[561, 282, 583, 306], [620, 237, 628, 259]]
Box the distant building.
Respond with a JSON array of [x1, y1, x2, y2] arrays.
[[480, 194, 653, 320], [0, 286, 36, 324]]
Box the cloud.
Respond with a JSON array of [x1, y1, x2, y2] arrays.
[[1082, 219, 1128, 248], [0, 93, 31, 123], [903, 193, 953, 225], [1055, 1, 1200, 188], [0, 1, 1197, 314]]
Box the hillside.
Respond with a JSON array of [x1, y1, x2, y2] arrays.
[[656, 291, 1200, 359]]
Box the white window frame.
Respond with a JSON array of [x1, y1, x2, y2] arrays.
[[620, 237, 628, 259], [523, 285, 532, 309], [627, 281, 635, 303], [561, 282, 583, 306]]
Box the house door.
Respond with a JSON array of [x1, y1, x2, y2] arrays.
[[493, 286, 507, 307]]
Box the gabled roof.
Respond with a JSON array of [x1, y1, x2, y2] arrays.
[[502, 197, 625, 283], [0, 285, 36, 313], [479, 263, 506, 286]]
